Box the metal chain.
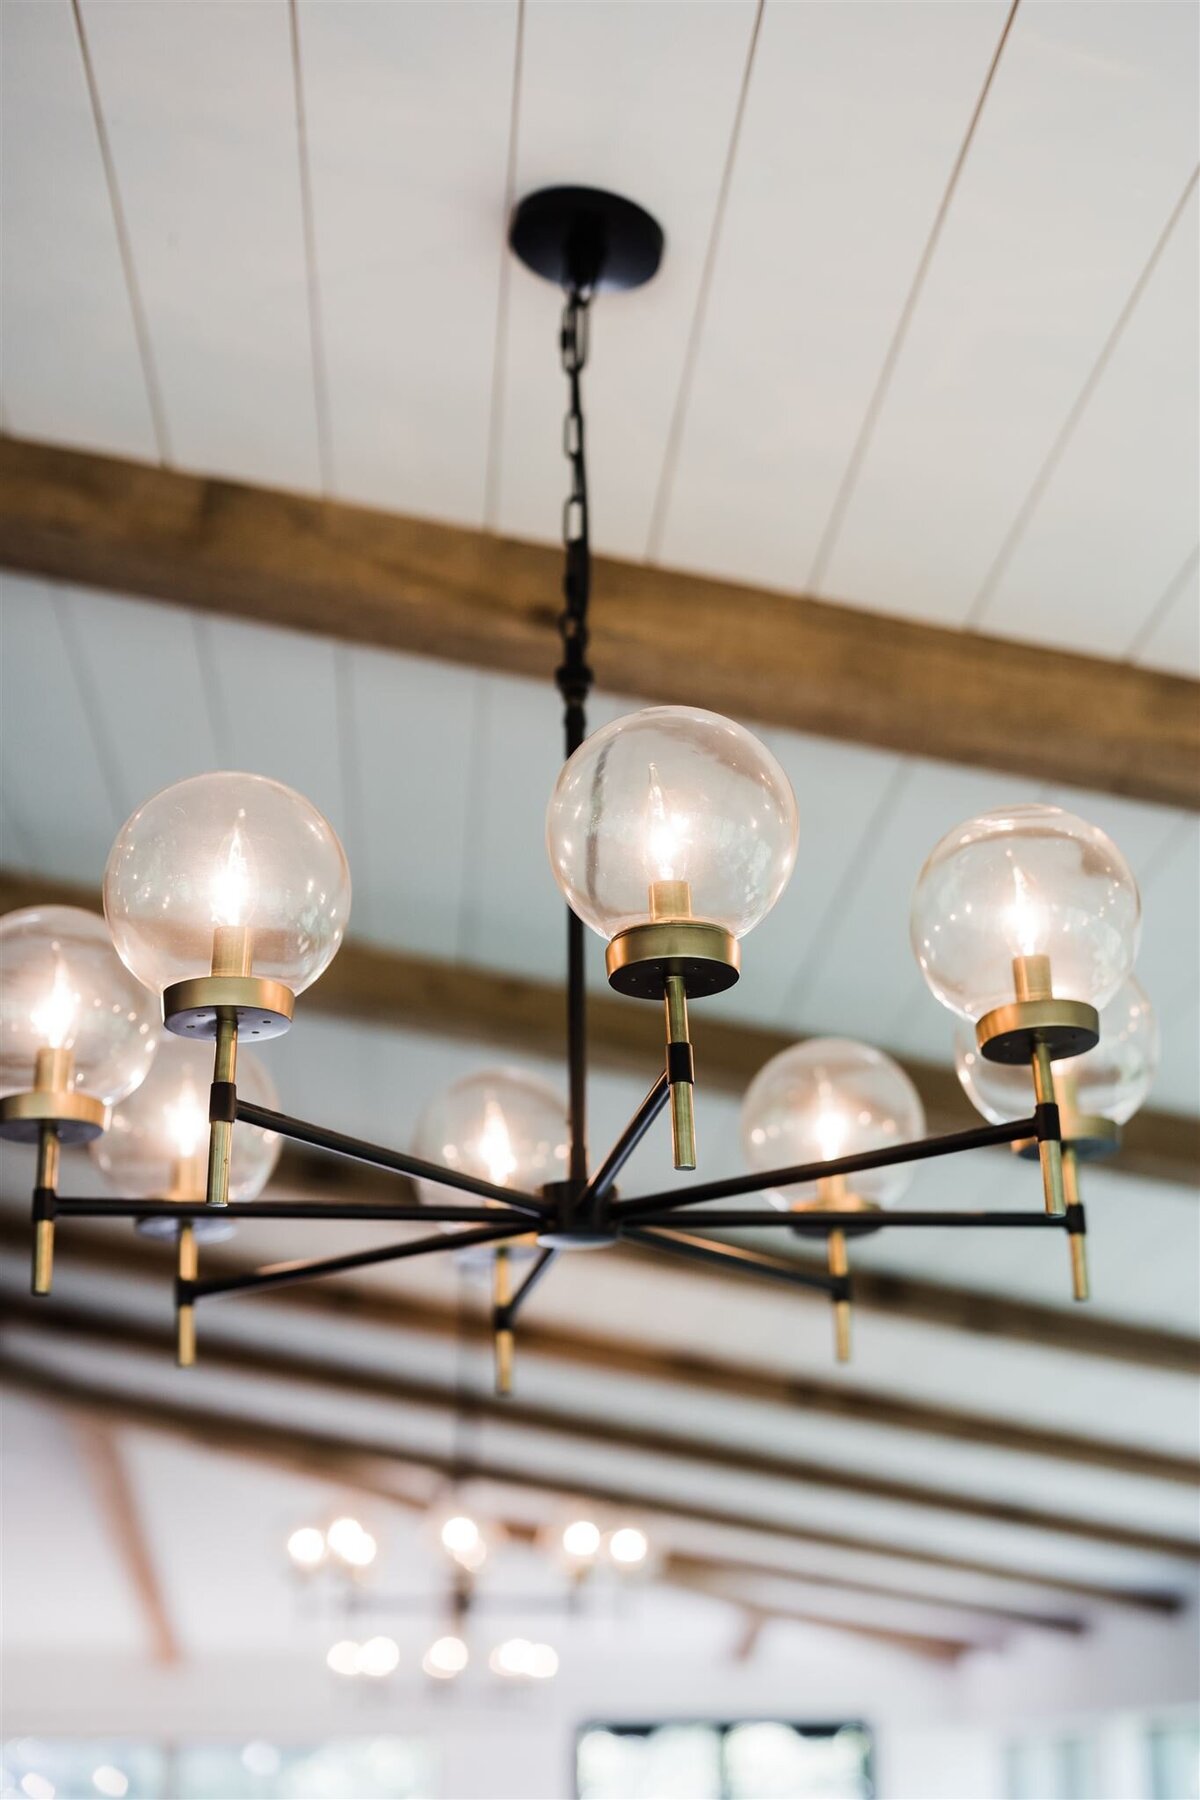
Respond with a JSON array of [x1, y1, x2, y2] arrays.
[[557, 287, 593, 750]]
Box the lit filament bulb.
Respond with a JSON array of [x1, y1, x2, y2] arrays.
[[645, 763, 691, 920], [210, 820, 256, 976], [1007, 865, 1045, 959], [477, 1101, 516, 1189], [30, 957, 79, 1051]]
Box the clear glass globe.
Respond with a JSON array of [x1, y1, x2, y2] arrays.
[[910, 805, 1140, 1022], [956, 976, 1159, 1129], [545, 706, 798, 940], [92, 1035, 281, 1228], [741, 1037, 926, 1209], [413, 1069, 569, 1216], [0, 905, 157, 1103], [104, 771, 351, 997]]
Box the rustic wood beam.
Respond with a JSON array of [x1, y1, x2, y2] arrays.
[[71, 1417, 179, 1665], [0, 868, 1193, 1192], [0, 435, 1195, 807], [2, 1221, 1195, 1480], [13, 1294, 1191, 1563], [0, 1351, 1181, 1615]]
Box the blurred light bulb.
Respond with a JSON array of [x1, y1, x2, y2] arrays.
[[30, 958, 78, 1051], [490, 1638, 558, 1680], [357, 1635, 400, 1678], [546, 706, 798, 941], [608, 1527, 648, 1567], [423, 1635, 469, 1679], [910, 805, 1140, 1022], [562, 1519, 601, 1561], [741, 1039, 925, 1209], [21, 1776, 55, 1800], [477, 1100, 517, 1188], [440, 1515, 486, 1569], [286, 1526, 326, 1570], [326, 1516, 376, 1567], [163, 1070, 207, 1160], [325, 1639, 360, 1677], [528, 1643, 559, 1680], [91, 1770, 128, 1799]]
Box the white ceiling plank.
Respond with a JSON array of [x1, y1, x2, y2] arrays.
[[495, 0, 759, 558], [656, 0, 1008, 589], [0, 574, 119, 885], [296, 0, 519, 520], [974, 187, 1199, 657], [1134, 549, 1200, 681], [51, 588, 219, 821], [1134, 819, 1200, 1115], [345, 645, 479, 958], [819, 0, 1200, 629], [0, 0, 155, 459], [78, 0, 321, 490]]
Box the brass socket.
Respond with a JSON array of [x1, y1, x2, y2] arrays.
[[0, 1087, 107, 1145], [162, 975, 294, 1042], [606, 920, 739, 1000], [976, 997, 1099, 1065]]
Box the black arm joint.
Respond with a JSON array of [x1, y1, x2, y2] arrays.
[[830, 1274, 852, 1304], [209, 1081, 237, 1124], [1064, 1202, 1087, 1237], [666, 1042, 695, 1086], [32, 1186, 57, 1223], [1034, 1100, 1061, 1143], [175, 1276, 196, 1308]]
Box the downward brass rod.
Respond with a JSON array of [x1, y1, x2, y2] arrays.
[[176, 1224, 198, 1367], [1064, 1149, 1090, 1303], [664, 975, 697, 1171], [1030, 1039, 1065, 1217], [32, 1123, 59, 1297], [494, 1247, 514, 1397], [828, 1227, 851, 1364], [205, 1014, 238, 1209]]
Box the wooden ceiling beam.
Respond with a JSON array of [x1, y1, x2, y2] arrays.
[[0, 434, 1196, 808], [1, 1222, 1194, 1484], [12, 1294, 1191, 1563], [0, 868, 1194, 1192], [0, 1350, 1180, 1616], [71, 1416, 179, 1665]]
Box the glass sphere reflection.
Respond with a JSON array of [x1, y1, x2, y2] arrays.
[[741, 1037, 925, 1208], [412, 1070, 568, 1244], [910, 805, 1140, 1022], [546, 706, 798, 941], [0, 906, 157, 1103], [956, 976, 1159, 1129], [92, 1035, 280, 1230], [104, 771, 351, 997]]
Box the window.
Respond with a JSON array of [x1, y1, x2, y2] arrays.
[[1, 1737, 435, 1800], [576, 1721, 873, 1800]]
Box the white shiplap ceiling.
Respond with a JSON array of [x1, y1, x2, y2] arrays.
[[0, 0, 1197, 1687]]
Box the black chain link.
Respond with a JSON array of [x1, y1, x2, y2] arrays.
[[556, 288, 593, 751]]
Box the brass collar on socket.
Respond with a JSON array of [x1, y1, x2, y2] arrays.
[[163, 974, 295, 1041], [0, 1087, 108, 1144], [976, 997, 1099, 1065], [606, 919, 739, 1000]]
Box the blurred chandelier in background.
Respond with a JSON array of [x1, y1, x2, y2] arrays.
[[0, 187, 1157, 1398]]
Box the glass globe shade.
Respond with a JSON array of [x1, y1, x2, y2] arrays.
[[910, 804, 1139, 1023], [103, 771, 351, 997], [740, 1037, 926, 1209], [90, 1035, 280, 1233], [956, 976, 1159, 1129], [0, 906, 157, 1104], [545, 706, 798, 941], [413, 1068, 569, 1222]]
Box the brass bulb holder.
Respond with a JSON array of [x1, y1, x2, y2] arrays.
[[975, 997, 1099, 1065], [606, 920, 739, 1001], [0, 1087, 108, 1144], [163, 974, 295, 1041]]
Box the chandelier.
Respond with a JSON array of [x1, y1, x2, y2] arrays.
[[0, 189, 1156, 1383]]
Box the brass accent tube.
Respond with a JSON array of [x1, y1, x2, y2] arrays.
[[828, 1226, 851, 1364], [494, 1247, 514, 1397], [1063, 1149, 1090, 1302], [1012, 953, 1053, 1003], [1030, 1037, 1065, 1217], [664, 975, 697, 1171], [176, 1223, 198, 1367], [32, 1122, 59, 1296], [205, 1013, 238, 1209]]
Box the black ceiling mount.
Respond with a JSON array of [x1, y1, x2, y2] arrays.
[[508, 186, 665, 293]]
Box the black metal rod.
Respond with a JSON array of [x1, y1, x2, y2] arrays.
[[587, 1072, 670, 1203], [495, 1246, 559, 1329], [233, 1100, 549, 1216], [51, 1198, 537, 1225], [613, 1115, 1040, 1220], [566, 907, 588, 1186], [626, 1209, 1067, 1231], [622, 1226, 840, 1296], [192, 1224, 525, 1301]]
